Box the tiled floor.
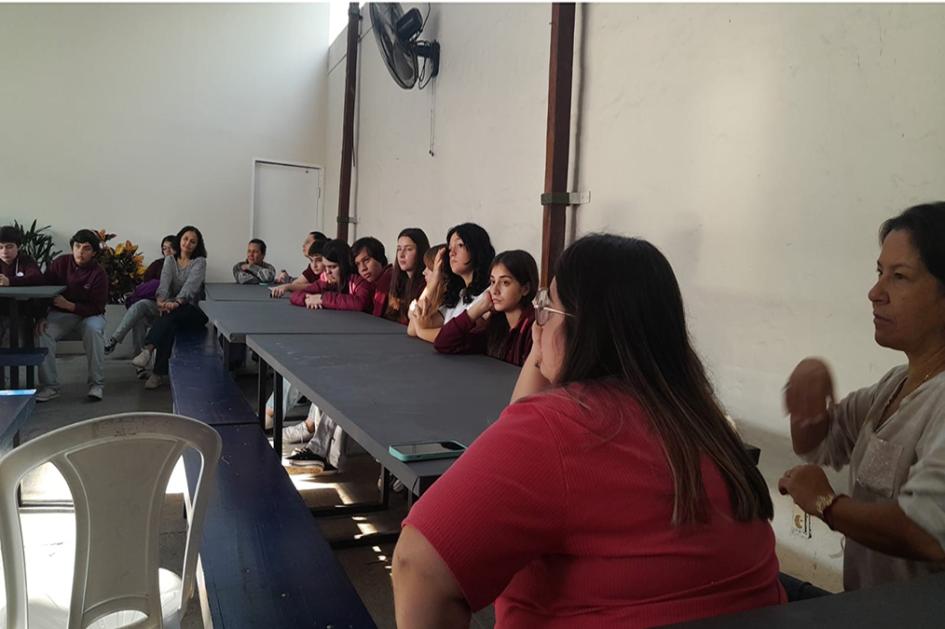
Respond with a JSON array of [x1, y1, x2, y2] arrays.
[[13, 350, 496, 628]]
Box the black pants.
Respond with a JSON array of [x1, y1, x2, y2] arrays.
[[146, 304, 208, 375], [778, 572, 831, 601]]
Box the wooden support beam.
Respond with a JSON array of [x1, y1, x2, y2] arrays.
[[540, 3, 576, 286], [337, 2, 361, 242]]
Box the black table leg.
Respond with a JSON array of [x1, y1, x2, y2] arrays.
[[24, 308, 36, 389], [9, 300, 20, 389], [221, 335, 231, 371], [273, 373, 283, 454], [257, 357, 269, 430]]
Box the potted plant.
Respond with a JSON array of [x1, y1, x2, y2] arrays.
[[95, 229, 146, 305], [12, 219, 61, 270]]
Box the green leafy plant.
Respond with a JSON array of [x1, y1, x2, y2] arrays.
[[95, 229, 146, 305], [12, 219, 61, 270]]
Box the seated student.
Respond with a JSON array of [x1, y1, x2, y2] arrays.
[[263, 239, 332, 428], [270, 233, 328, 298], [410, 223, 494, 342], [393, 234, 784, 627], [289, 239, 372, 312], [0, 225, 45, 341], [384, 228, 430, 324], [282, 240, 371, 462], [104, 235, 179, 376], [0, 225, 44, 287], [352, 236, 393, 316], [233, 238, 277, 284], [132, 225, 208, 389], [35, 229, 109, 402], [407, 244, 447, 340], [272, 231, 328, 287], [143, 235, 178, 282], [434, 250, 537, 366]]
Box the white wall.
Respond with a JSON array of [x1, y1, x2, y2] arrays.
[[0, 3, 330, 281], [329, 3, 945, 589], [326, 3, 549, 255]]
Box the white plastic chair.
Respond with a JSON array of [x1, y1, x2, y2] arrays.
[[0, 412, 221, 629]]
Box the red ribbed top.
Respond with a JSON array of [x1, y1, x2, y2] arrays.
[[404, 382, 785, 628]]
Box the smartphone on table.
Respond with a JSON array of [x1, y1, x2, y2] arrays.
[[389, 440, 466, 462]]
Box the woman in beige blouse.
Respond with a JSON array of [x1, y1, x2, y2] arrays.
[[780, 202, 945, 590]]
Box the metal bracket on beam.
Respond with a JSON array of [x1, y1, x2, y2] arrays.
[[541, 191, 590, 206], [336, 216, 359, 224]]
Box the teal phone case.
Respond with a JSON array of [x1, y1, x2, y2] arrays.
[[389, 441, 466, 462]]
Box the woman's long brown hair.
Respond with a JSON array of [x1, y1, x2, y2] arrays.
[[554, 234, 773, 525]]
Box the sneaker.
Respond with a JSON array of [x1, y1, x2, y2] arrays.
[[283, 447, 327, 470], [131, 348, 152, 369], [282, 421, 314, 445], [135, 367, 149, 380], [144, 374, 167, 389], [104, 337, 118, 355], [35, 387, 60, 403], [87, 385, 104, 401]]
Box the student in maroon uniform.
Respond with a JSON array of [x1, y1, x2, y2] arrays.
[[351, 236, 392, 317], [36, 229, 109, 402], [0, 225, 46, 347], [270, 231, 328, 297], [289, 239, 372, 312], [143, 235, 178, 282], [384, 228, 430, 324], [434, 250, 538, 366], [105, 235, 179, 371], [394, 234, 783, 628], [0, 225, 44, 287]]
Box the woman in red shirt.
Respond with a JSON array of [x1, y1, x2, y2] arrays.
[[394, 234, 784, 628], [433, 249, 538, 366]]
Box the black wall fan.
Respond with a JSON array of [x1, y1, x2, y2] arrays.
[[370, 3, 440, 89]]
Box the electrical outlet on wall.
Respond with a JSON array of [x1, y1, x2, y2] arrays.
[[791, 504, 812, 539]]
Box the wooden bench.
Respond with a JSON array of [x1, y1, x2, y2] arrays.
[[0, 347, 47, 389], [172, 328, 377, 629], [169, 328, 258, 427]]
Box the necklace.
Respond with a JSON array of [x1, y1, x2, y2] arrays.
[[875, 362, 945, 432]]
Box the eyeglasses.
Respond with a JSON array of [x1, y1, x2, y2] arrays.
[[533, 288, 574, 326]]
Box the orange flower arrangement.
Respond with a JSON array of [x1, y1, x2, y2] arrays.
[[96, 229, 146, 304]]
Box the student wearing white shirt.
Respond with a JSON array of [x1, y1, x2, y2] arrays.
[[408, 223, 494, 343]]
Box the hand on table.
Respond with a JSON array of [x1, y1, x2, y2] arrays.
[[0, 275, 9, 287], [305, 294, 323, 310], [270, 285, 287, 298]]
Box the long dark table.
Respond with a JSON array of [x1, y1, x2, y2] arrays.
[[246, 333, 519, 495], [203, 283, 277, 301], [199, 300, 403, 343], [0, 285, 64, 388], [663, 571, 945, 628]]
